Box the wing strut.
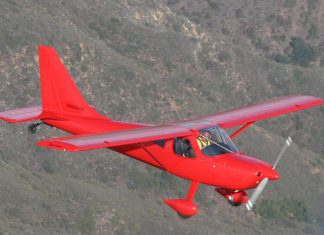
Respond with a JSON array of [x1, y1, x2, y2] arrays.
[[139, 143, 167, 170], [230, 122, 254, 139]]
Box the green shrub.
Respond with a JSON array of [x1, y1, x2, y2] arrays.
[[292, 68, 306, 83], [244, 27, 256, 41], [218, 51, 231, 62], [307, 0, 318, 9], [42, 157, 55, 174], [255, 38, 269, 52], [308, 23, 319, 39], [79, 207, 97, 235], [167, 0, 180, 5], [172, 22, 182, 32], [272, 34, 286, 42], [320, 58, 324, 67], [207, 0, 220, 10], [255, 198, 314, 223], [4, 207, 22, 218], [289, 37, 319, 67], [274, 54, 290, 64], [267, 15, 291, 31], [235, 9, 243, 18], [222, 28, 230, 35], [284, 0, 296, 8], [175, 98, 184, 106]]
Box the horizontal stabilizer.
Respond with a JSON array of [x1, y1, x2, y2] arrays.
[[0, 106, 42, 123], [37, 125, 194, 152]]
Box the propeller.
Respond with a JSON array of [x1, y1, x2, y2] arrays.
[[246, 136, 292, 211]]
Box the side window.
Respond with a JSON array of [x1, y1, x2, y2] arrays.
[[173, 138, 196, 158]]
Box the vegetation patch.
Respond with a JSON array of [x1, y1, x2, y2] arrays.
[[255, 198, 314, 223], [4, 207, 22, 218], [79, 207, 97, 235], [218, 51, 231, 62], [274, 37, 320, 67], [289, 37, 319, 67]]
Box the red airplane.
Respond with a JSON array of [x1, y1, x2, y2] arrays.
[[1, 46, 323, 218]]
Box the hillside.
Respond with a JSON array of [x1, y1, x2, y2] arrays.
[[0, 0, 323, 234]]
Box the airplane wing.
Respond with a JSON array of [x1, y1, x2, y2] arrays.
[[37, 125, 194, 152], [0, 106, 42, 123], [176, 96, 324, 129], [28, 96, 324, 152]]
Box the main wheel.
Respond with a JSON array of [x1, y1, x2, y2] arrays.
[[177, 212, 192, 219]]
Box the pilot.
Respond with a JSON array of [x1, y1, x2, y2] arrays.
[[197, 130, 211, 150]]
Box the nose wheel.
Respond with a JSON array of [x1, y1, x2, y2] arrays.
[[228, 199, 242, 207], [28, 122, 42, 134]]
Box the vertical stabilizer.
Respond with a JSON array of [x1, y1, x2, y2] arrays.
[[38, 46, 107, 120]]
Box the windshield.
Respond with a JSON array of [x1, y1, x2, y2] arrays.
[[196, 126, 239, 157]]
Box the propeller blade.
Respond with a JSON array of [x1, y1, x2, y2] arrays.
[[246, 177, 269, 211], [272, 136, 292, 169], [246, 136, 293, 211]]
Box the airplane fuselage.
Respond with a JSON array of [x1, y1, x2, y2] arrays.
[[43, 115, 279, 191]]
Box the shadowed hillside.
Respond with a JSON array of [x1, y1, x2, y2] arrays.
[[0, 0, 323, 234]]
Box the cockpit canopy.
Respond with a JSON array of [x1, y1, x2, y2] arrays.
[[197, 126, 239, 157]]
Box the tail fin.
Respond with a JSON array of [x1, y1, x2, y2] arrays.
[[38, 46, 108, 120], [0, 46, 108, 124]]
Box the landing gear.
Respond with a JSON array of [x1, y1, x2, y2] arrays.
[[227, 199, 242, 207], [28, 122, 42, 134], [215, 188, 248, 207], [177, 212, 192, 219], [164, 181, 200, 218]]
